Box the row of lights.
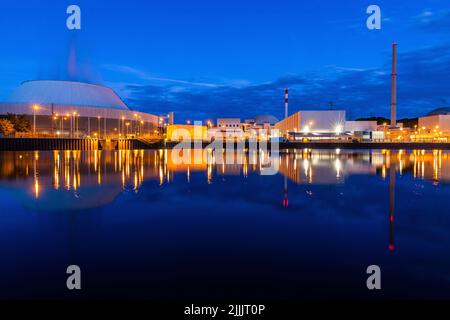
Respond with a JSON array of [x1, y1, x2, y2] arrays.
[[32, 105, 167, 138]]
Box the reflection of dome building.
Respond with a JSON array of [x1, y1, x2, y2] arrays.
[[0, 80, 159, 136]]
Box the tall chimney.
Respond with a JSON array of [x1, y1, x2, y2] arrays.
[[391, 42, 397, 128], [284, 88, 289, 119]]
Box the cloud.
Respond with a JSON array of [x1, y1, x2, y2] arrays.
[[117, 43, 450, 122], [414, 9, 450, 32], [102, 64, 223, 88]]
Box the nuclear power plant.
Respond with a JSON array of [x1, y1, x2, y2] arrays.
[[1, 42, 449, 145], [0, 80, 161, 138]]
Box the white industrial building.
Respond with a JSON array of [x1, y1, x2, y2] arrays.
[[209, 118, 243, 140], [345, 120, 378, 132], [275, 110, 348, 140], [274, 110, 385, 141], [419, 108, 450, 134]]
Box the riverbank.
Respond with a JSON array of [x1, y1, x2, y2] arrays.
[[164, 141, 450, 151], [1, 138, 450, 151]]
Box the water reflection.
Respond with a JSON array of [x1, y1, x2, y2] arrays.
[[0, 149, 450, 199], [0, 149, 449, 211]]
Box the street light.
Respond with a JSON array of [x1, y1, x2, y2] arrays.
[[62, 117, 67, 136], [53, 115, 58, 137], [73, 112, 78, 137], [32, 105, 39, 136], [97, 116, 101, 139]]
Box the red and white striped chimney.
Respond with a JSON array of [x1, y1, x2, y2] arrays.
[[284, 88, 289, 119]]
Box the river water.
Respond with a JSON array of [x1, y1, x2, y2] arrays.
[[0, 149, 449, 299]]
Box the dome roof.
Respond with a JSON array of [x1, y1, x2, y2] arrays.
[[427, 107, 450, 116], [254, 114, 279, 125], [7, 80, 129, 110]]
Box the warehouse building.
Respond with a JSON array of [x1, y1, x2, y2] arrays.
[[418, 107, 450, 136], [274, 110, 349, 140]]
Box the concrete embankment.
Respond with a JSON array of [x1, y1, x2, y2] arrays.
[[163, 141, 450, 151], [1, 139, 450, 151], [278, 142, 450, 150], [0, 138, 99, 151]]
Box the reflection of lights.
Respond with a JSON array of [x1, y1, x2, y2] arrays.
[[14, 149, 450, 204], [53, 151, 60, 190], [33, 151, 40, 199], [34, 179, 40, 199], [303, 159, 309, 176], [335, 159, 341, 178]]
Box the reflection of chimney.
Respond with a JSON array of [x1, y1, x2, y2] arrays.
[[284, 88, 289, 119], [390, 42, 397, 128], [282, 176, 289, 208], [389, 154, 396, 252]]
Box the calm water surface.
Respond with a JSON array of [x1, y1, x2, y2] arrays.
[[0, 149, 449, 299]]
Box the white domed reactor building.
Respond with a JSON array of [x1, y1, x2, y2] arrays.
[[0, 80, 160, 137]]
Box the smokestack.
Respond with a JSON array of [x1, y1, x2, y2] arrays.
[[391, 42, 397, 128], [284, 88, 289, 119]]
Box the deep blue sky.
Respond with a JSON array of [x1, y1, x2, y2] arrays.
[[0, 0, 449, 122]]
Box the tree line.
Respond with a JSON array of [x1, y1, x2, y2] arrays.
[[0, 114, 31, 137]]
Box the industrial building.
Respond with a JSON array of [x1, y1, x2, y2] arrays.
[[0, 80, 160, 138], [209, 118, 244, 140], [275, 110, 349, 140], [417, 107, 450, 141], [419, 108, 450, 133], [207, 115, 279, 141], [345, 121, 378, 132], [167, 124, 207, 142]]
